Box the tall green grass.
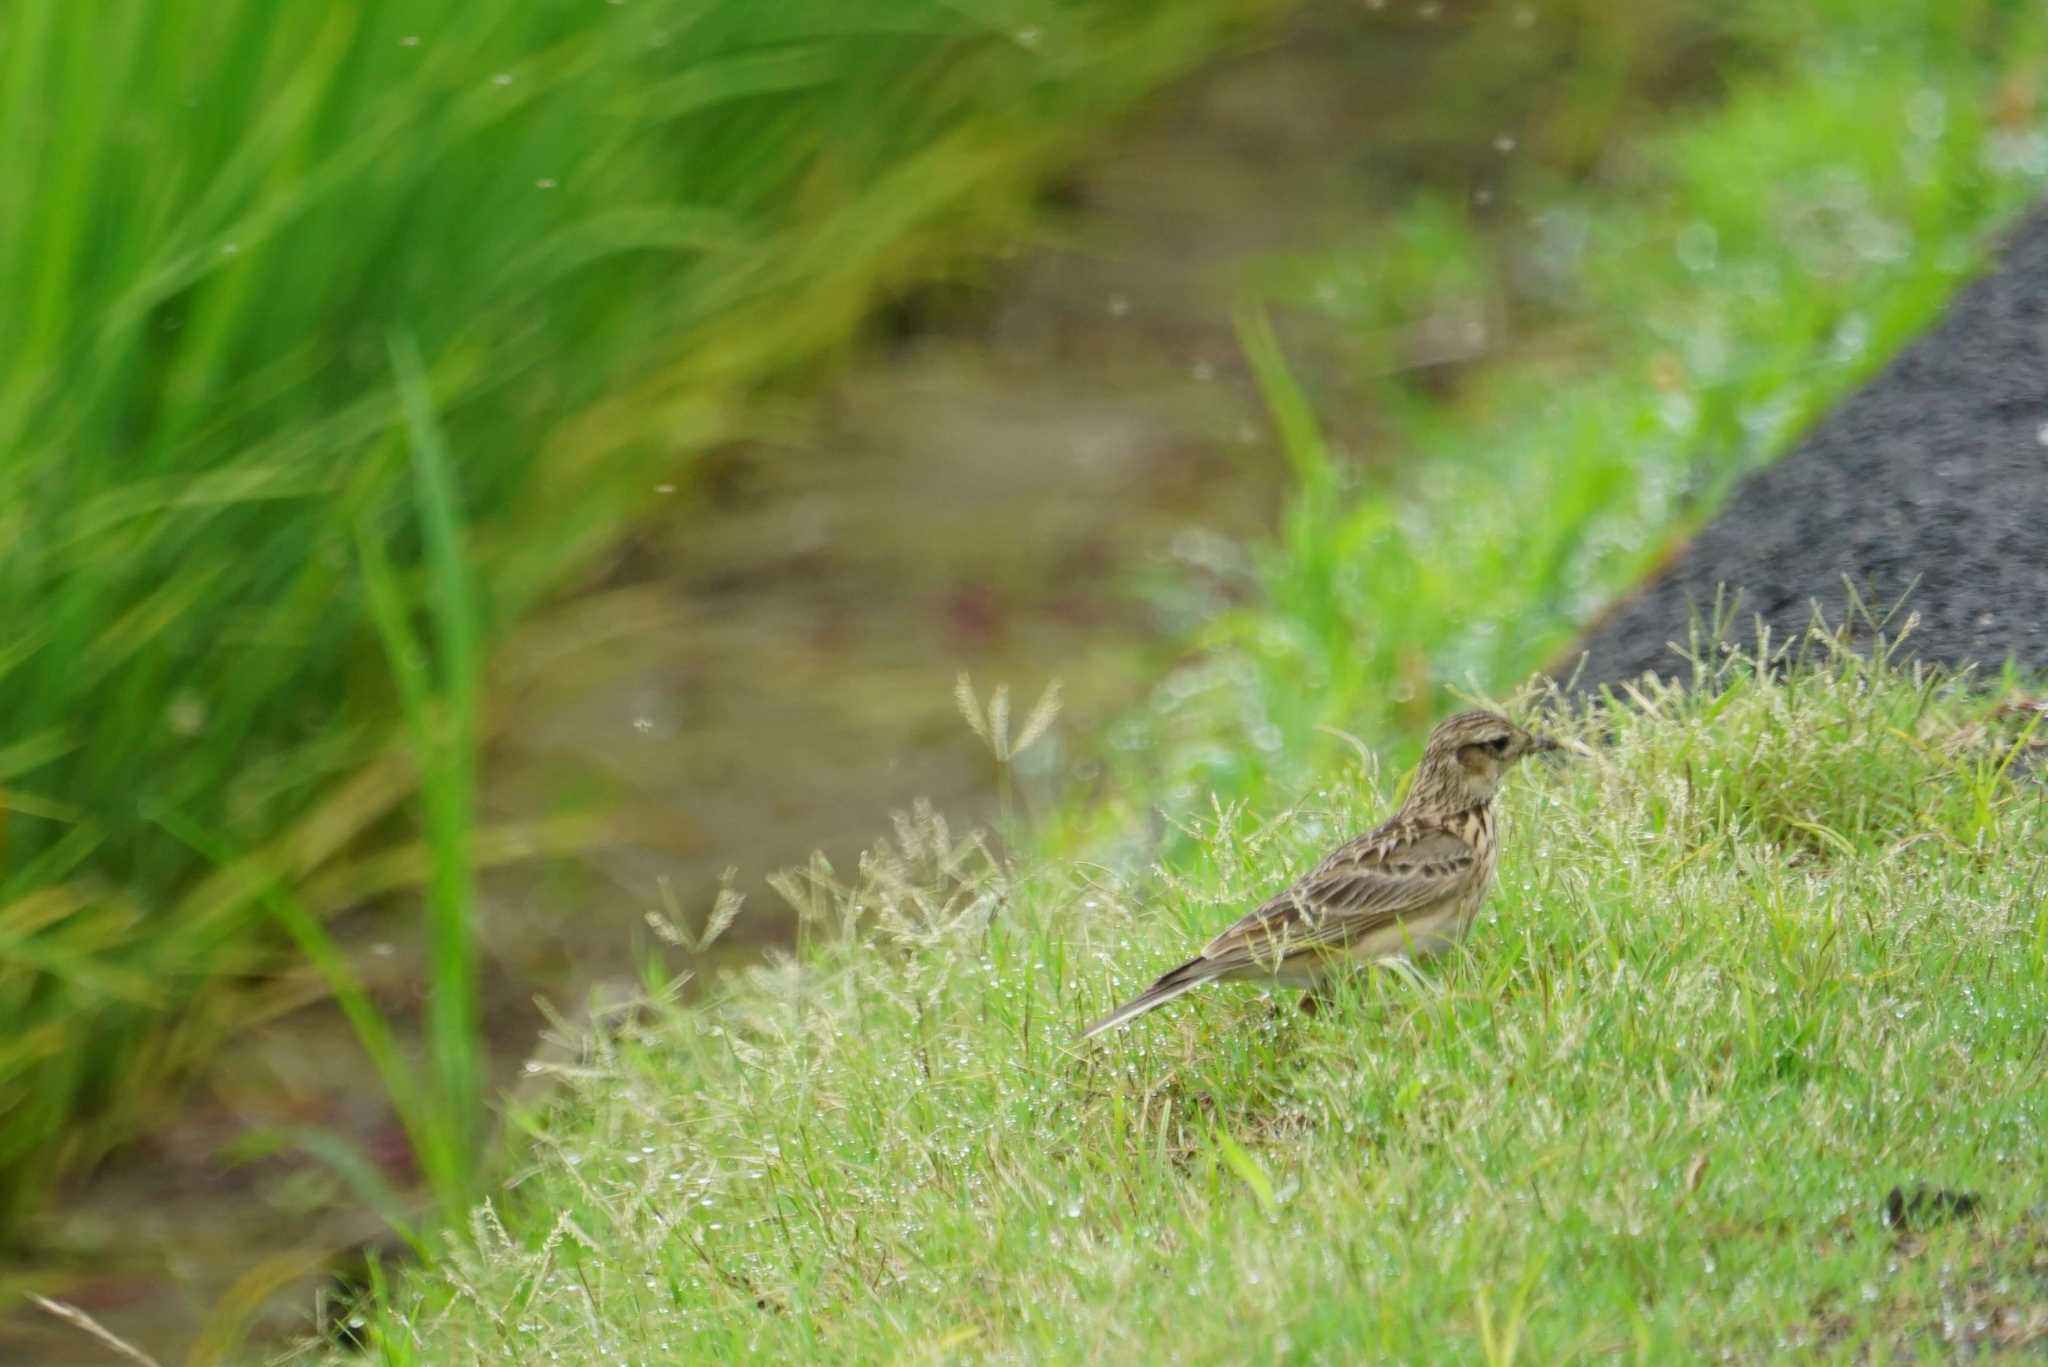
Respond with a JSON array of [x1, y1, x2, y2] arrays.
[[371, 340, 485, 1217], [155, 348, 486, 1243], [0, 0, 1276, 1237]]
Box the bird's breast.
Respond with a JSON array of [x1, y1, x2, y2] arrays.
[[1345, 900, 1474, 964]]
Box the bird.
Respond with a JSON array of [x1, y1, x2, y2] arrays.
[[1081, 710, 1559, 1039]]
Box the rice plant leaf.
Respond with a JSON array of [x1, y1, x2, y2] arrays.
[[0, 729, 78, 783], [639, 45, 838, 122], [390, 335, 484, 1207], [149, 806, 443, 1222]]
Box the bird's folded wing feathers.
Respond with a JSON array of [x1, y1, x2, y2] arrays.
[[1198, 824, 1475, 968]]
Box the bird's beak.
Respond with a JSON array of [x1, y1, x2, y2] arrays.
[[1526, 733, 1565, 761]]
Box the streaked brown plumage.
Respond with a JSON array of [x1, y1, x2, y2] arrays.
[[1081, 710, 1557, 1039]]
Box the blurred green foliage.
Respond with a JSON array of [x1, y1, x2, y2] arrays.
[[0, 0, 1274, 1238], [1095, 0, 2048, 841]]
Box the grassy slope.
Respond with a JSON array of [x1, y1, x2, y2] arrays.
[[0, 0, 1273, 1233], [321, 2, 2048, 1361], [330, 648, 2048, 1363]]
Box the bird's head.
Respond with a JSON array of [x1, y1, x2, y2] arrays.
[[1411, 709, 1559, 807]]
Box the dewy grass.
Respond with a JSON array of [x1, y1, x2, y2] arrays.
[[0, 0, 1275, 1234], [318, 639, 2048, 1363]]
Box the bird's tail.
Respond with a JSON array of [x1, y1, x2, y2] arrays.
[[1080, 957, 1219, 1040]]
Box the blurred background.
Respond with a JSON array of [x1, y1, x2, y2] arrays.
[[4, 0, 2045, 1358]]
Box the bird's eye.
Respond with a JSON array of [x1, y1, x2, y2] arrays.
[[1487, 735, 1510, 754]]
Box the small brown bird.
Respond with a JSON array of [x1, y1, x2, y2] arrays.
[[1081, 710, 1558, 1039]]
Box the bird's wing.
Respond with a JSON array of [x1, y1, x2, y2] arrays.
[[1197, 820, 1475, 970]]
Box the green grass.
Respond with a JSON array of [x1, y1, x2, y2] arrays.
[[0, 0, 1275, 1236], [319, 639, 2048, 1362]]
